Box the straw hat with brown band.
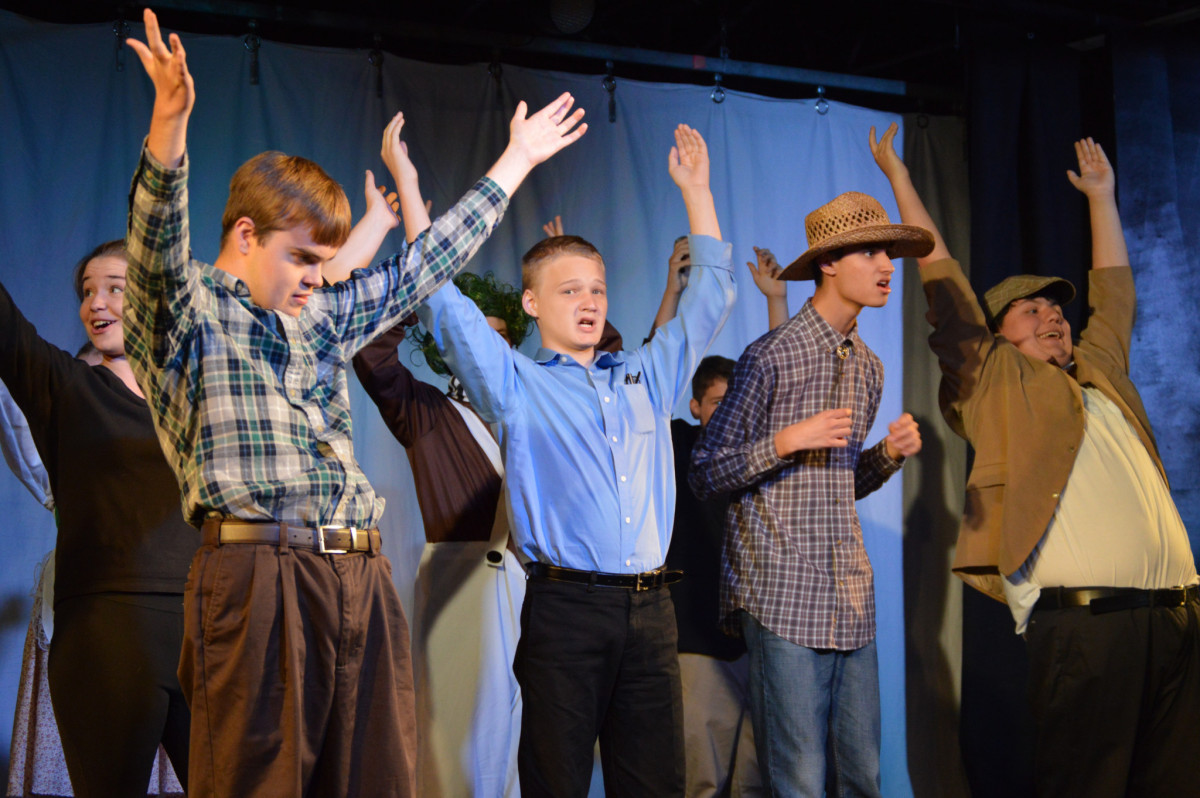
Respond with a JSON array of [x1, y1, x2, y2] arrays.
[[779, 191, 936, 281]]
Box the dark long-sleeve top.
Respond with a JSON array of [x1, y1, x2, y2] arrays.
[[352, 322, 500, 543], [665, 418, 745, 660], [0, 281, 198, 605]]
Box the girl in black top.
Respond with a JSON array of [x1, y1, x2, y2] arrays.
[[0, 241, 198, 797]]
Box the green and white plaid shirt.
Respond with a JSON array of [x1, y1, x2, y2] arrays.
[[124, 144, 507, 528]]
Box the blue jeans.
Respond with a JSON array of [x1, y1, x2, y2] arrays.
[[740, 612, 881, 798]]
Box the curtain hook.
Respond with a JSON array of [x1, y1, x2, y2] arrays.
[[711, 73, 725, 104], [368, 34, 383, 100], [113, 18, 131, 72], [602, 60, 617, 123], [244, 20, 262, 86], [815, 85, 829, 115]]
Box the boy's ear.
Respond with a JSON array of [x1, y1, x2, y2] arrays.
[[689, 398, 702, 420], [818, 260, 837, 279], [227, 217, 257, 256], [521, 289, 538, 318]]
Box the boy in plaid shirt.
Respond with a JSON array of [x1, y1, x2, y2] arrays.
[[123, 9, 585, 795]]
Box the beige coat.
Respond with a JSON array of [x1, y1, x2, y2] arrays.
[[920, 259, 1165, 602]]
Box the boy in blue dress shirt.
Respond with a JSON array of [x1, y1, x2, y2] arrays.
[[400, 124, 735, 796]]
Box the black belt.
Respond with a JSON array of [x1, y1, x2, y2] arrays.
[[202, 518, 381, 555], [526, 562, 683, 591], [1034, 585, 1200, 615]]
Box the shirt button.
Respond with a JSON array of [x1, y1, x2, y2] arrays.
[[289, 389, 298, 398], [625, 559, 632, 566], [833, 498, 840, 504], [560, 356, 569, 364], [620, 475, 627, 482], [611, 436, 618, 443], [625, 517, 631, 524], [604, 396, 611, 403]]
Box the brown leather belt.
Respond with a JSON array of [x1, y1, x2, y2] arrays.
[[201, 518, 381, 555], [1034, 585, 1200, 615], [525, 561, 683, 591]]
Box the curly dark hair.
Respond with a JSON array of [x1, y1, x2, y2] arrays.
[[409, 271, 532, 377]]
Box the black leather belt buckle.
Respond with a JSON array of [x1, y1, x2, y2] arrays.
[[1149, 586, 1188, 609], [634, 570, 662, 591]]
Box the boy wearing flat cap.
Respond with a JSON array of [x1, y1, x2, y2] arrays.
[[690, 184, 928, 795], [871, 123, 1200, 797]]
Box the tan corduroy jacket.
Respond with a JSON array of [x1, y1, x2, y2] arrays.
[[920, 259, 1165, 602]]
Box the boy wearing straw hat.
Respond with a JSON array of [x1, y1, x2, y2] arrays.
[[870, 123, 1200, 797], [690, 189, 929, 796]]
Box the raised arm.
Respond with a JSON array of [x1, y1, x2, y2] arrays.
[[1066, 138, 1128, 271], [869, 123, 951, 266], [542, 215, 564, 237], [327, 95, 587, 352], [486, 94, 587, 198], [649, 236, 691, 335], [126, 9, 193, 168], [381, 111, 432, 245], [322, 170, 400, 283], [668, 124, 721, 240], [746, 246, 789, 331]]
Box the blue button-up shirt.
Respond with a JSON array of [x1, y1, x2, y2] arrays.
[[418, 235, 735, 573]]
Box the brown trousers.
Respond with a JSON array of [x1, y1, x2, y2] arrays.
[[178, 541, 416, 797]]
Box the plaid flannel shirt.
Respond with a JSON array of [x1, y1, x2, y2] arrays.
[[689, 299, 902, 650], [123, 144, 507, 528]]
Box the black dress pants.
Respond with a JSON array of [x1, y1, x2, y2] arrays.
[[1025, 596, 1200, 798], [514, 576, 685, 798]]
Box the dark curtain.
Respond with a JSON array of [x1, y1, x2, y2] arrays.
[[959, 24, 1087, 798]]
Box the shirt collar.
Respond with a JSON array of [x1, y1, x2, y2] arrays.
[[796, 299, 861, 356], [534, 348, 626, 369]]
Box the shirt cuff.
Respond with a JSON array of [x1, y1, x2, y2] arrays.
[[136, 138, 189, 199], [747, 434, 788, 478], [687, 234, 733, 271]]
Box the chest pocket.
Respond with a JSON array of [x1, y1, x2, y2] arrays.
[[619, 383, 656, 434]]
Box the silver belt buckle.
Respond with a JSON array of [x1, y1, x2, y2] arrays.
[[317, 525, 355, 554]]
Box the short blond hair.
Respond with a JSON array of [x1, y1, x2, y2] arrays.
[[220, 151, 351, 248], [521, 235, 604, 291]]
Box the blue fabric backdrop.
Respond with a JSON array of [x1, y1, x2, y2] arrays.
[[1112, 30, 1200, 548], [0, 10, 917, 792]]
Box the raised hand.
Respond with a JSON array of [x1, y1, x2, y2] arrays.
[[883, 412, 921, 460], [775, 408, 854, 456], [668, 124, 710, 191], [364, 170, 400, 228], [487, 94, 587, 197], [126, 8, 194, 166], [1066, 138, 1115, 199], [667, 237, 691, 293], [542, 214, 564, 237], [746, 246, 786, 299], [381, 111, 418, 189], [869, 123, 908, 182], [509, 93, 588, 169]]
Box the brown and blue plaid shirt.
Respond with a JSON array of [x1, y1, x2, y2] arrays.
[[689, 299, 902, 650], [124, 144, 506, 529]]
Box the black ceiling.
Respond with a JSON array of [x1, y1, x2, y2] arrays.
[[4, 0, 1199, 112]]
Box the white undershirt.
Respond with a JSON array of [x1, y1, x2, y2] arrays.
[[1004, 386, 1197, 632]]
